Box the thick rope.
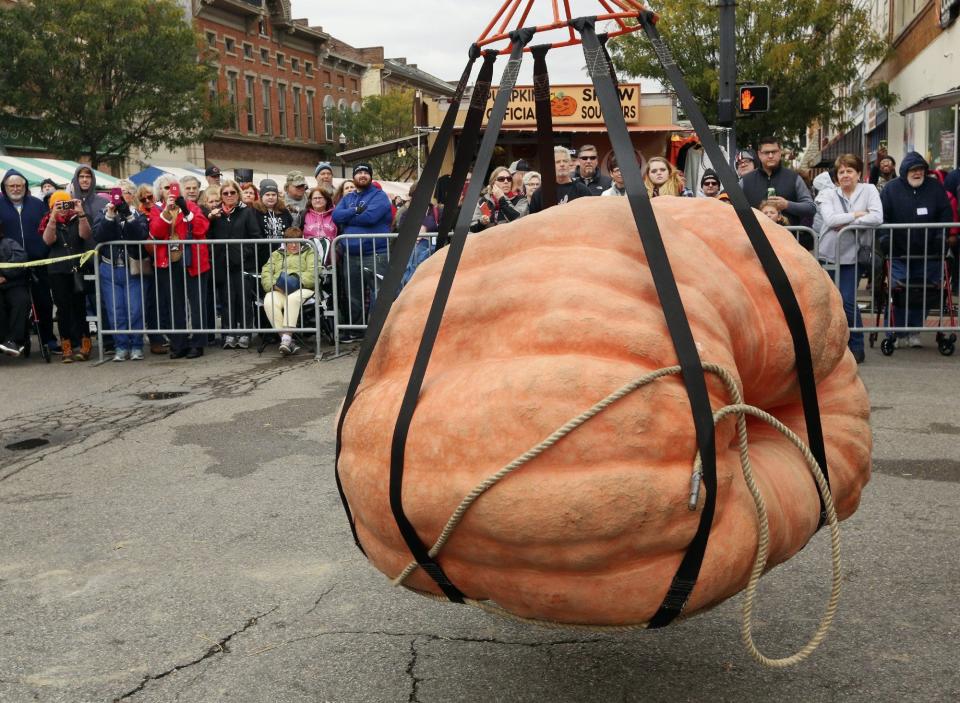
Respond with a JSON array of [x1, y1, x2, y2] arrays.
[[389, 364, 842, 667]]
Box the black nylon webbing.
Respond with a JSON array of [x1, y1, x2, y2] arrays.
[[637, 12, 830, 526], [388, 29, 536, 602], [436, 52, 499, 250], [333, 46, 480, 554], [531, 45, 557, 209], [573, 17, 718, 630]]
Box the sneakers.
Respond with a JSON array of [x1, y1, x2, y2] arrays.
[[46, 340, 63, 355], [222, 335, 237, 349], [61, 339, 74, 363], [75, 336, 92, 362], [113, 349, 129, 362], [0, 340, 24, 357], [130, 348, 144, 361], [237, 335, 250, 349], [279, 334, 293, 356], [908, 333, 923, 348]]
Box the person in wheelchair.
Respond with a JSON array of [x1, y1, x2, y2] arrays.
[[879, 152, 953, 347], [0, 219, 31, 357], [260, 227, 316, 356]]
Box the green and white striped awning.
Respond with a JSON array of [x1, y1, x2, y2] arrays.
[[0, 155, 119, 193]]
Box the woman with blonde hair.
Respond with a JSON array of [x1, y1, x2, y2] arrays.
[[470, 166, 526, 231], [644, 156, 689, 198]]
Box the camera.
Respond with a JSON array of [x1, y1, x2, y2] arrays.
[[59, 200, 73, 210]]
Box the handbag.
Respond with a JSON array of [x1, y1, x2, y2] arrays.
[[71, 267, 85, 294]]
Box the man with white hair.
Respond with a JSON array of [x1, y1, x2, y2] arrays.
[[528, 146, 591, 214]]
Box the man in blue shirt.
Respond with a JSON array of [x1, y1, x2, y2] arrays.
[[332, 163, 392, 340]]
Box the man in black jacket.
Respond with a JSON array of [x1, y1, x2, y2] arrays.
[[529, 147, 591, 213], [573, 144, 611, 196], [741, 137, 816, 224], [0, 221, 31, 357], [879, 151, 953, 348]]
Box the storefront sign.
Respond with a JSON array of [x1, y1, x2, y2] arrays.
[[485, 84, 642, 126]]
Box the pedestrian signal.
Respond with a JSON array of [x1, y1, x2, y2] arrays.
[[738, 85, 769, 114]]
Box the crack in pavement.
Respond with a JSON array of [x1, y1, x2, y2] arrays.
[[406, 638, 422, 703], [305, 585, 336, 616], [112, 605, 279, 701]]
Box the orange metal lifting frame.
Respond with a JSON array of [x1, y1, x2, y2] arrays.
[[476, 0, 657, 54]]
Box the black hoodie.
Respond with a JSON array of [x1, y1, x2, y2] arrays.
[[879, 152, 953, 258]]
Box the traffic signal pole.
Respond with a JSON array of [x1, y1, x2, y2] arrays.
[[717, 0, 737, 168]]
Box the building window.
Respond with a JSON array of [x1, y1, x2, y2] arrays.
[[243, 43, 253, 60], [927, 105, 957, 170], [262, 80, 272, 134], [291, 57, 300, 73], [323, 95, 336, 142], [293, 87, 303, 139], [224, 37, 236, 54], [277, 84, 287, 137], [306, 91, 316, 141], [258, 18, 268, 36], [305, 61, 314, 77], [277, 52, 285, 69], [206, 31, 216, 48], [323, 71, 332, 85], [227, 73, 239, 131], [350, 78, 358, 92], [245, 75, 256, 132], [893, 0, 924, 35], [338, 98, 347, 112], [351, 101, 361, 113], [260, 48, 270, 64]]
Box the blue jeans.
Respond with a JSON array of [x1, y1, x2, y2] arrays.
[[888, 258, 942, 333], [834, 264, 863, 354], [99, 262, 144, 351], [344, 248, 389, 326]]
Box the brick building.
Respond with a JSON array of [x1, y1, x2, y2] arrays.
[[136, 0, 455, 177]]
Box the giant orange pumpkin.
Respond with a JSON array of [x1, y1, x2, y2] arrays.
[[338, 196, 871, 626]]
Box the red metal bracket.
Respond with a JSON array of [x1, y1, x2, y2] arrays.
[[476, 0, 657, 54]]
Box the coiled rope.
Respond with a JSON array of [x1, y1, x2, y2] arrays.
[[390, 363, 842, 667]]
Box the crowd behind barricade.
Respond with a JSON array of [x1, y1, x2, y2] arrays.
[[0, 138, 958, 365]]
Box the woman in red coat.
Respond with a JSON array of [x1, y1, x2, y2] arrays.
[[148, 175, 211, 359]]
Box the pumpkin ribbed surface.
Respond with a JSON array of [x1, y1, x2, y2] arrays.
[[339, 196, 871, 625]]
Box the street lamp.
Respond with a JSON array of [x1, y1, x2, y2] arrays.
[[338, 132, 347, 178]]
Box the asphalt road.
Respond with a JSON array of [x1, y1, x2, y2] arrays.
[[0, 341, 958, 702]]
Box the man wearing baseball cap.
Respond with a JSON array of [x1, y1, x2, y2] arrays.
[[284, 171, 308, 226], [508, 159, 530, 194], [204, 165, 222, 188], [332, 163, 392, 340]]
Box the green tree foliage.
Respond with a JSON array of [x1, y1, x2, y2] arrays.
[[0, 0, 230, 168], [334, 90, 418, 181], [609, 0, 892, 148]]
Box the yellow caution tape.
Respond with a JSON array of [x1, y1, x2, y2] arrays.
[[0, 250, 98, 270]]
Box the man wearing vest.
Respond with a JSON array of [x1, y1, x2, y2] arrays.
[[740, 137, 816, 224]]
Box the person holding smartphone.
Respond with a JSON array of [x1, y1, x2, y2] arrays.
[[470, 167, 526, 232], [148, 175, 211, 359], [41, 191, 94, 362]]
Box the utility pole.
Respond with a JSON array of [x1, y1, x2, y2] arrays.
[[717, 0, 738, 168]]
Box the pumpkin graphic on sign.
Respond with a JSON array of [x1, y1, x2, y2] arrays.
[[550, 91, 577, 117]]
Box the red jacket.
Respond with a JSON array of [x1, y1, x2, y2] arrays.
[[148, 201, 210, 275]]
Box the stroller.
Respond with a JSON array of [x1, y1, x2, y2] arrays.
[[870, 252, 957, 356]]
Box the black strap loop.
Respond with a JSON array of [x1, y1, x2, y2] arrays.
[[333, 46, 481, 555], [531, 44, 557, 209], [572, 16, 719, 630], [636, 13, 830, 526], [436, 51, 499, 250], [388, 28, 535, 602]]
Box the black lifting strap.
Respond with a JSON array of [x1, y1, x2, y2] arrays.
[[436, 51, 499, 250], [573, 17, 718, 629], [531, 44, 557, 209], [333, 45, 481, 554], [636, 12, 831, 526], [389, 28, 536, 603]]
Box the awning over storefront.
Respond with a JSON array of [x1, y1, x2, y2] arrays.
[[821, 123, 864, 165], [129, 164, 205, 186], [900, 86, 960, 115], [0, 156, 119, 192]]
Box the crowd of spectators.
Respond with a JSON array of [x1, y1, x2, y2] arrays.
[[0, 138, 957, 365]]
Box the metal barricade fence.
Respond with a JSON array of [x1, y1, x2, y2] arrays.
[[330, 233, 438, 357], [785, 226, 820, 256], [823, 223, 960, 355], [92, 237, 328, 362]]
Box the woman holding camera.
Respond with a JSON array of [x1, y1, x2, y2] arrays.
[[41, 191, 94, 362]]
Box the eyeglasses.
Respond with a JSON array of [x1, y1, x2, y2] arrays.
[[221, 190, 238, 196], [579, 155, 598, 161], [139, 197, 154, 203], [759, 149, 781, 156], [703, 180, 720, 187], [495, 176, 512, 182], [292, 184, 307, 188]]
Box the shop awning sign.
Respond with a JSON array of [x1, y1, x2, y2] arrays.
[[485, 84, 642, 126]]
